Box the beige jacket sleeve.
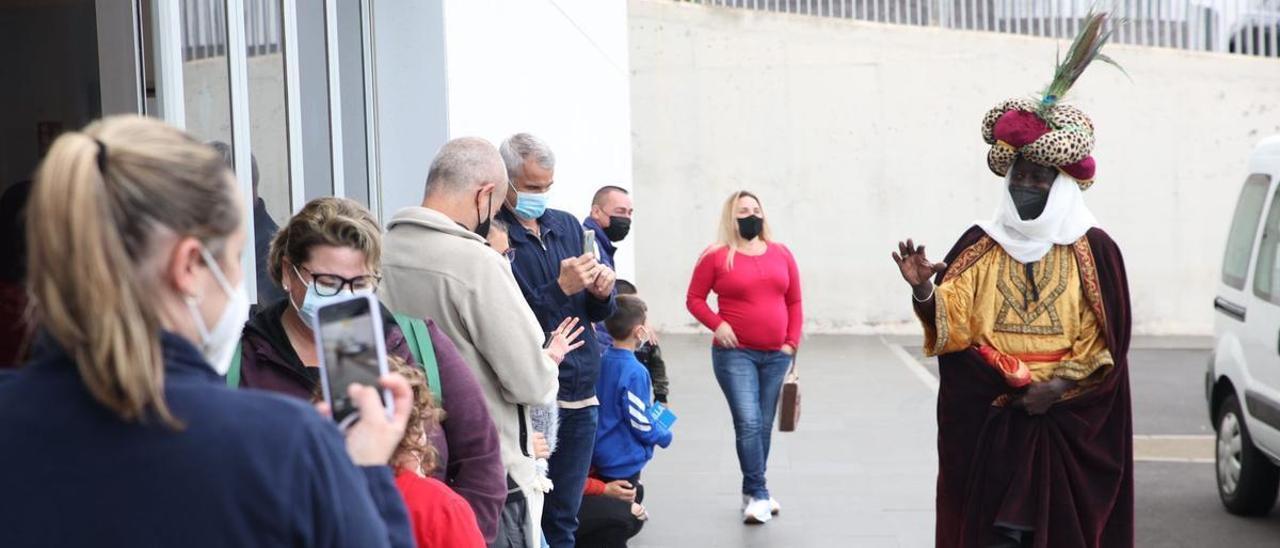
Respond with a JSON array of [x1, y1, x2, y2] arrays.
[[458, 255, 560, 406]]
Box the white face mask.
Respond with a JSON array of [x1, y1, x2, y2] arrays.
[[185, 247, 250, 375]]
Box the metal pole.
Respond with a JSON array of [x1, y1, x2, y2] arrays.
[[1272, 6, 1280, 57], [282, 0, 304, 212], [323, 0, 345, 197], [154, 0, 187, 125], [225, 0, 258, 303], [360, 0, 380, 220]]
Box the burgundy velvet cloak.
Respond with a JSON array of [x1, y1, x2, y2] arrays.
[[932, 226, 1134, 548]]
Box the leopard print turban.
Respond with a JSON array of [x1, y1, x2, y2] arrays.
[[981, 97, 1097, 190]]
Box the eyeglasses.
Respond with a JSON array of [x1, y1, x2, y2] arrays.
[[295, 265, 381, 297]]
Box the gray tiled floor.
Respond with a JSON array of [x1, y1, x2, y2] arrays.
[[630, 335, 936, 548]]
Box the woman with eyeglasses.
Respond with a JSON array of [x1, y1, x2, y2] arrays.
[[236, 196, 510, 542]]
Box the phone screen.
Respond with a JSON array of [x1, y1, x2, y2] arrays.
[[583, 229, 597, 258], [315, 294, 390, 429]]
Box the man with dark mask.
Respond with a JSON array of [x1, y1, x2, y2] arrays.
[[1006, 156, 1057, 220], [584, 185, 633, 271], [890, 10, 1134, 548]]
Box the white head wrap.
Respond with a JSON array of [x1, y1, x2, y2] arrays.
[[977, 172, 1098, 264]]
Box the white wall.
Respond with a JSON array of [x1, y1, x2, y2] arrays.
[[371, 1, 450, 221], [629, 0, 1280, 335], [440, 0, 637, 280], [371, 0, 634, 279]]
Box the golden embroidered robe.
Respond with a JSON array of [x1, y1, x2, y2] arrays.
[[919, 237, 1113, 385]]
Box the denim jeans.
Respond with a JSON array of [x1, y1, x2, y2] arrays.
[[711, 347, 793, 500], [541, 406, 598, 548]]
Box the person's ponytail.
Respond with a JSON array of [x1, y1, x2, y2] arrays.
[[28, 132, 170, 423], [26, 116, 240, 426]]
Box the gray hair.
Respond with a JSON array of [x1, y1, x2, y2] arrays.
[[424, 137, 506, 198], [499, 133, 556, 183], [207, 140, 259, 188]]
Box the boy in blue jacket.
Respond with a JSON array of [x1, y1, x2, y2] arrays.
[[593, 295, 673, 484]]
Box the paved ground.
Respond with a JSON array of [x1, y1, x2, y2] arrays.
[[628, 334, 1280, 547]]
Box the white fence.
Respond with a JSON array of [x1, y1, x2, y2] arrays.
[[680, 0, 1280, 57], [181, 0, 282, 61]]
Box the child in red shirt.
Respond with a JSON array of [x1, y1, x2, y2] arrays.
[[390, 359, 485, 548]]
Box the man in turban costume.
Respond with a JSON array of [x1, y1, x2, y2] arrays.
[[891, 11, 1133, 548]]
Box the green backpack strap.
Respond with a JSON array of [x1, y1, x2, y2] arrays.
[[225, 342, 243, 388], [394, 313, 442, 404]]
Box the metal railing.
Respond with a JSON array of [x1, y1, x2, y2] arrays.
[[182, 0, 282, 61], [680, 0, 1280, 57]]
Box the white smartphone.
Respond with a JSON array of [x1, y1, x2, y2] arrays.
[[583, 229, 597, 258], [314, 293, 392, 430]]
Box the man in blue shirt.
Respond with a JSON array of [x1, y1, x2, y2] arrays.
[[583, 185, 633, 271], [497, 133, 617, 548], [584, 186, 633, 351]]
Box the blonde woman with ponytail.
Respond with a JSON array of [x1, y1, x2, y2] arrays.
[[685, 190, 804, 525], [0, 115, 416, 548]]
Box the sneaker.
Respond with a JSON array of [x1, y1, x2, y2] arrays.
[[743, 498, 772, 524], [742, 495, 782, 516]]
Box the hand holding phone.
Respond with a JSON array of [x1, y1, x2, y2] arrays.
[[583, 229, 597, 259], [339, 373, 414, 466], [314, 294, 393, 430]]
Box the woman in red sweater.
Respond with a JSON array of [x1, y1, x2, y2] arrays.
[[390, 359, 485, 548], [686, 190, 803, 526]]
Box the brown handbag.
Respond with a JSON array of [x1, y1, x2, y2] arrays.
[[778, 356, 801, 432]]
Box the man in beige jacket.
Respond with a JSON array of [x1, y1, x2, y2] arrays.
[[380, 137, 559, 548]]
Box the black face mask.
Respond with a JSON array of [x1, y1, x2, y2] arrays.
[[474, 190, 493, 238], [1009, 186, 1049, 221], [603, 216, 631, 242], [737, 215, 764, 241]]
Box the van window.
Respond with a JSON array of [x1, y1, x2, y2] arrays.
[[1224, 174, 1271, 290], [1256, 179, 1280, 303]]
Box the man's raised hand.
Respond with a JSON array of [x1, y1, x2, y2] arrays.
[[892, 238, 947, 289]]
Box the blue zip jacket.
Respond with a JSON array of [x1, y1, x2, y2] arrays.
[[584, 217, 618, 353], [500, 208, 617, 402], [593, 348, 673, 479], [0, 332, 413, 548]]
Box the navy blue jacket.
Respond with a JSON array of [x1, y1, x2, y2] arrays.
[[0, 332, 413, 548], [499, 208, 617, 402], [583, 217, 619, 352]]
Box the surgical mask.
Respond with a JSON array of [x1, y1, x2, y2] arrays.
[[603, 216, 631, 242], [737, 215, 764, 241], [186, 247, 250, 376], [1009, 186, 1050, 220], [512, 184, 551, 220], [288, 265, 373, 330]]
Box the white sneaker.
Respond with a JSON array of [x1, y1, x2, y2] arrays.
[[742, 495, 782, 516], [743, 498, 772, 524]]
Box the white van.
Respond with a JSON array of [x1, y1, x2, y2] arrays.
[[1209, 134, 1280, 516]]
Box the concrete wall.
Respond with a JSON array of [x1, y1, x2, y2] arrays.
[[373, 0, 635, 279], [370, 1, 450, 221], [629, 0, 1280, 335]]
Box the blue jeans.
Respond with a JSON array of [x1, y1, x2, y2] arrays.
[[542, 406, 598, 548], [712, 347, 792, 500]]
